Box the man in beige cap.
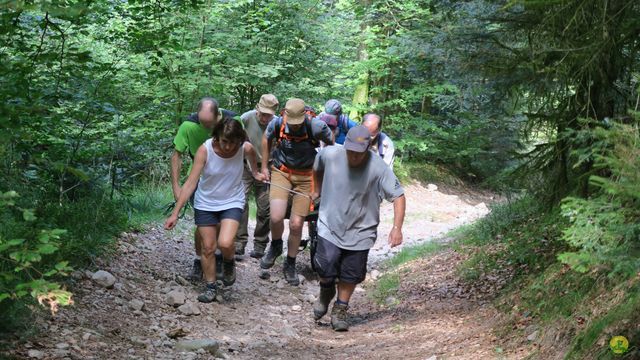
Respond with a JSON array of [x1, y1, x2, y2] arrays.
[[235, 94, 279, 257], [260, 98, 334, 285]]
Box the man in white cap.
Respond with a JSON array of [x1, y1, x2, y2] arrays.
[[235, 94, 279, 257], [311, 124, 406, 331], [260, 98, 334, 285]]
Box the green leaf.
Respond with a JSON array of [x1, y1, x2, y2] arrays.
[[22, 209, 37, 222], [37, 243, 59, 255], [43, 269, 58, 277], [55, 261, 70, 271]]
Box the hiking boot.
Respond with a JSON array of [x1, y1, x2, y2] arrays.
[[187, 258, 203, 282], [330, 302, 349, 331], [249, 249, 264, 259], [298, 239, 309, 251], [250, 243, 266, 259], [197, 283, 217, 303], [259, 242, 282, 269], [313, 284, 336, 320], [283, 261, 300, 286], [235, 243, 245, 256], [222, 259, 236, 286]]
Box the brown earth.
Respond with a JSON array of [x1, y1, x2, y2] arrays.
[[4, 182, 534, 360]]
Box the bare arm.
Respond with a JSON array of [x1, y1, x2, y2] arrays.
[[170, 150, 183, 200], [244, 142, 265, 181], [165, 145, 207, 230], [312, 168, 323, 201], [388, 194, 406, 247]]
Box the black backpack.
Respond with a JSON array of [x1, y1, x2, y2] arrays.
[[184, 109, 237, 124]]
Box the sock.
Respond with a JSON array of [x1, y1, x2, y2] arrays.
[[286, 256, 296, 266], [223, 257, 235, 264], [336, 299, 348, 306], [272, 239, 283, 247], [206, 282, 217, 289]]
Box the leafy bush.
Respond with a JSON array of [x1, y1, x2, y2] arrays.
[[0, 191, 73, 332]]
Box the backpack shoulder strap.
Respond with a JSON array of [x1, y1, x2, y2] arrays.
[[339, 115, 348, 133], [185, 113, 199, 124], [377, 132, 387, 156], [274, 116, 287, 144]]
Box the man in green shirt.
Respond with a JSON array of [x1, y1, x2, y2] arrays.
[[171, 97, 232, 280]]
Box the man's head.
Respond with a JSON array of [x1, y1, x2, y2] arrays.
[[343, 125, 371, 168], [319, 113, 339, 139], [324, 99, 342, 116], [362, 113, 382, 141], [255, 94, 279, 126], [284, 98, 306, 130], [197, 97, 219, 129]]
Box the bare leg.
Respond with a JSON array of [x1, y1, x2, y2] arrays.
[[198, 226, 218, 283], [287, 214, 304, 258], [337, 282, 356, 303], [218, 219, 240, 261], [269, 199, 288, 240]]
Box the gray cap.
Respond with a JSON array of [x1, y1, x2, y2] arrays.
[[324, 99, 342, 116], [344, 125, 371, 152]]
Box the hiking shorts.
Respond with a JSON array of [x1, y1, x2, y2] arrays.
[[313, 236, 369, 284], [194, 208, 243, 227], [269, 166, 312, 217]]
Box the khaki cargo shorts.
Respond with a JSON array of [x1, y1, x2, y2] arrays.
[[269, 166, 313, 217]]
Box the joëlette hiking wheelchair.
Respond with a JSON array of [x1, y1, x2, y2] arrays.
[[284, 195, 320, 272]]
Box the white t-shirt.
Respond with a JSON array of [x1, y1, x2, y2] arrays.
[[193, 139, 245, 211]]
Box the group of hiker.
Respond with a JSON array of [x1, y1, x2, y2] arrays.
[[164, 95, 406, 331]]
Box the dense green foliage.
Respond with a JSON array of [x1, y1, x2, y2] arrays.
[[1, 0, 640, 356]]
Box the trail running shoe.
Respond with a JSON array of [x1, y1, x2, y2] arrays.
[[197, 283, 217, 303]]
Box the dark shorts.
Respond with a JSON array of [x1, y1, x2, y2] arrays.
[[194, 208, 243, 226], [313, 236, 369, 284]]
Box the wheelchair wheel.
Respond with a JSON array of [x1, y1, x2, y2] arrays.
[[309, 220, 318, 272]]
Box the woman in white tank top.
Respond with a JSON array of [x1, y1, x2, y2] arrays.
[[165, 118, 265, 302]]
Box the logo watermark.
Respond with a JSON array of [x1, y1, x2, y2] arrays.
[[609, 336, 629, 355]]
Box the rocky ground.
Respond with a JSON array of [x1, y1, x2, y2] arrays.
[[4, 182, 533, 359]]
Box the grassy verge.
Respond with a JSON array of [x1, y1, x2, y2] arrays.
[[452, 196, 639, 358], [123, 184, 174, 230], [394, 161, 465, 187], [369, 240, 447, 305]]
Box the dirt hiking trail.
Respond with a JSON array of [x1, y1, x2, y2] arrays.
[[6, 182, 532, 359]]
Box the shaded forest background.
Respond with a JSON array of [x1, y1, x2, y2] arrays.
[[1, 0, 639, 357]]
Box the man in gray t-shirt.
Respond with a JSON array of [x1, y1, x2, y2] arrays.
[[311, 124, 406, 331]]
